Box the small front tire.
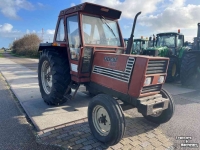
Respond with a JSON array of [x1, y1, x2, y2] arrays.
[[88, 94, 125, 146]]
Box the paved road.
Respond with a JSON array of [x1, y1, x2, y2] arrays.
[[2, 52, 200, 149], [0, 74, 62, 150], [126, 92, 200, 149], [3, 52, 38, 71]]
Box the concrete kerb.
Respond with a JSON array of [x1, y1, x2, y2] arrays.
[[0, 70, 41, 131], [0, 58, 89, 131]]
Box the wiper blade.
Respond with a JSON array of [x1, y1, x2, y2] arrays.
[[101, 16, 117, 39]]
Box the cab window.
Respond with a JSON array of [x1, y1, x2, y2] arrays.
[[56, 18, 65, 41], [66, 15, 81, 60]]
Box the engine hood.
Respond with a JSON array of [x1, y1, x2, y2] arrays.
[[144, 46, 171, 57]]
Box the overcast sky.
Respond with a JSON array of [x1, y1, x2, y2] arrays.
[[0, 0, 200, 48]]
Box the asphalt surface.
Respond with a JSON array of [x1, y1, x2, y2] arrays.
[[3, 52, 38, 71], [2, 51, 200, 149], [0, 74, 61, 150]]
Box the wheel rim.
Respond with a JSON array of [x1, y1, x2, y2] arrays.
[[92, 105, 111, 136], [41, 60, 52, 94], [172, 64, 176, 77], [151, 111, 162, 117]]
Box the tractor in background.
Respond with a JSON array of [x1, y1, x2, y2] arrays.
[[124, 37, 149, 54], [143, 31, 190, 82], [180, 23, 200, 86]]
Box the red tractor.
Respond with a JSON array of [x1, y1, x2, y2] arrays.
[[38, 3, 175, 146]]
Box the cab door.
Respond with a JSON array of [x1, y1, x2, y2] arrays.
[[65, 13, 84, 82]]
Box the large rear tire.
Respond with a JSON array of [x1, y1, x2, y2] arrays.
[[180, 53, 200, 86], [38, 49, 71, 105], [88, 94, 125, 146], [166, 57, 179, 82], [142, 89, 175, 124]]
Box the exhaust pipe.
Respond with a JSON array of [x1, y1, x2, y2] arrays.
[[126, 11, 141, 54]]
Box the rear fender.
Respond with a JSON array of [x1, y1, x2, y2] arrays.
[[38, 43, 53, 52]]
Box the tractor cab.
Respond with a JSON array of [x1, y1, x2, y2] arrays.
[[143, 32, 184, 57], [124, 37, 149, 54], [156, 32, 184, 55], [55, 3, 125, 82]]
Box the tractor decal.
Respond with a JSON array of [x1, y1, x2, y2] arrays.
[[93, 57, 135, 83], [104, 56, 118, 62]]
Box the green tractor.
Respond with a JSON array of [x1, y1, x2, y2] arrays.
[[180, 23, 200, 86], [143, 31, 190, 82], [124, 37, 149, 54]]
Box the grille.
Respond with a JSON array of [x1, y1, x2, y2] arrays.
[[146, 60, 168, 74], [141, 84, 162, 94], [93, 57, 135, 82]]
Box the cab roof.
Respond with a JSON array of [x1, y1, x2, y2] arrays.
[[59, 2, 121, 19], [124, 38, 148, 41], [157, 32, 183, 36]]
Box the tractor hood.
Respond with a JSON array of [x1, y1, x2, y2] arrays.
[[143, 46, 171, 57]]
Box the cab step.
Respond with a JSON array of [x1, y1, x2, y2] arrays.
[[64, 81, 80, 101]]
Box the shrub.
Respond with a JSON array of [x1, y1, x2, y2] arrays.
[[12, 34, 41, 58]]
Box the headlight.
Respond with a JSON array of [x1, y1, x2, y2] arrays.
[[158, 76, 165, 83], [144, 77, 152, 86]]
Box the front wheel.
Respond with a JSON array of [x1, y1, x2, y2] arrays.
[[142, 89, 175, 124], [88, 94, 125, 146]]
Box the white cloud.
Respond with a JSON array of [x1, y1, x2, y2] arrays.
[[169, 0, 185, 7], [140, 4, 200, 31], [0, 0, 34, 19], [71, 3, 76, 7], [0, 23, 13, 32], [81, 0, 162, 19], [124, 25, 130, 29], [0, 23, 22, 39], [46, 29, 55, 35], [37, 2, 44, 7], [26, 29, 30, 34]]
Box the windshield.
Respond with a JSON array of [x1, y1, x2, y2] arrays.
[[82, 14, 121, 46], [157, 35, 175, 47], [133, 41, 141, 51]]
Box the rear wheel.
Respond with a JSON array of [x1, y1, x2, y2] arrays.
[[88, 94, 125, 146], [38, 49, 71, 105], [180, 53, 200, 86], [142, 89, 175, 124], [166, 57, 179, 82]]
